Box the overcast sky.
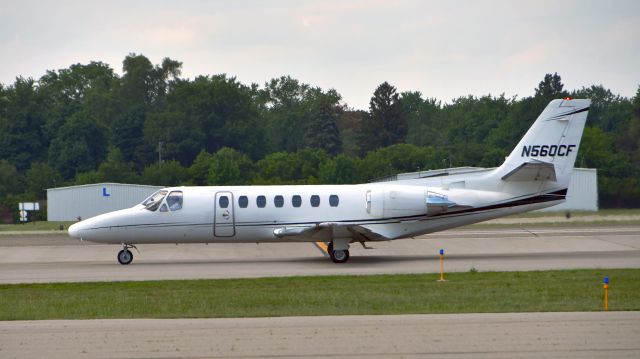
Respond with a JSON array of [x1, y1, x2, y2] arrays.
[[1, 0, 638, 109]]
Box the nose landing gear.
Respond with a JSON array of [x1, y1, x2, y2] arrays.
[[117, 244, 137, 265]]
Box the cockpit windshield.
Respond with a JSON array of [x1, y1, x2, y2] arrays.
[[142, 190, 168, 211]]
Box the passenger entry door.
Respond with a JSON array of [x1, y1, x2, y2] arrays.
[[214, 191, 235, 237]]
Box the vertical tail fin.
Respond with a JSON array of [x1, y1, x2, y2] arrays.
[[496, 98, 590, 188]]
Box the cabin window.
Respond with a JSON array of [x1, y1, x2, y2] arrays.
[[257, 195, 266, 208], [218, 196, 229, 208], [238, 195, 248, 208], [329, 195, 339, 207], [292, 195, 302, 207], [166, 191, 183, 211], [274, 195, 284, 208], [310, 195, 320, 207]]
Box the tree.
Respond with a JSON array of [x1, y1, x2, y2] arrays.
[[0, 160, 23, 199], [143, 110, 205, 165], [337, 109, 367, 157], [0, 77, 48, 171], [38, 61, 117, 133], [119, 53, 182, 109], [319, 155, 360, 184], [534, 72, 566, 100], [360, 82, 408, 153], [24, 162, 62, 199], [112, 106, 147, 164], [571, 85, 631, 132], [207, 147, 254, 185], [48, 112, 108, 179], [95, 147, 139, 183], [441, 95, 512, 167], [261, 76, 339, 153], [304, 92, 342, 156], [146, 75, 265, 163], [254, 148, 329, 184], [74, 147, 138, 184], [402, 91, 442, 147], [188, 150, 214, 186], [359, 144, 442, 181], [141, 160, 188, 186]]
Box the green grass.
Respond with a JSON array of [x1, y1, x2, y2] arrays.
[[1, 269, 638, 321], [0, 221, 74, 232]]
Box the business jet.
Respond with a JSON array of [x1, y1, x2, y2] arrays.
[[68, 98, 590, 264]]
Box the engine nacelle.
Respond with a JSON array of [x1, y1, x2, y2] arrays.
[[382, 186, 427, 218]]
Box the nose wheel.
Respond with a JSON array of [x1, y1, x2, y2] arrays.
[[117, 244, 136, 265]]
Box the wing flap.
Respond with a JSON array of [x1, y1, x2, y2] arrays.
[[273, 222, 391, 241]]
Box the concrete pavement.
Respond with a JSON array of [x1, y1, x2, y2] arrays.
[[1, 312, 639, 358], [0, 226, 639, 284]]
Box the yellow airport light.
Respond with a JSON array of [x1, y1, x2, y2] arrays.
[[603, 276, 609, 311]]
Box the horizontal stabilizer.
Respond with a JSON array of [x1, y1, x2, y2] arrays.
[[501, 160, 557, 182]]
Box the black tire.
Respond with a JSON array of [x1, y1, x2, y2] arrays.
[[327, 242, 334, 255], [330, 249, 349, 264], [117, 249, 133, 265]]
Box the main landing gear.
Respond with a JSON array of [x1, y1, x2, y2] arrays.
[[327, 242, 350, 264], [117, 244, 136, 265]]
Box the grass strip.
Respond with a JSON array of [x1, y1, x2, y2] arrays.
[[1, 269, 638, 321], [0, 221, 74, 232]]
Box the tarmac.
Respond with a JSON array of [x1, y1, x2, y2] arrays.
[[2, 225, 639, 358], [1, 312, 639, 358], [1, 226, 639, 284]]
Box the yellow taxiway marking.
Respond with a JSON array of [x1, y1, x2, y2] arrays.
[[314, 241, 329, 257]]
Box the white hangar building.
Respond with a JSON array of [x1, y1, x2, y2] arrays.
[[47, 183, 163, 221], [539, 168, 598, 212]]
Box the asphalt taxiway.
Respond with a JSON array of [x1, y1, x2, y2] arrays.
[[1, 226, 639, 284]]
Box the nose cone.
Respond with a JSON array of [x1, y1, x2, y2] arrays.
[[68, 222, 84, 239]]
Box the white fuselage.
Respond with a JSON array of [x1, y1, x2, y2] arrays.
[[68, 171, 564, 245]]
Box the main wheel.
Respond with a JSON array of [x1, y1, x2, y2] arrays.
[[117, 249, 133, 265], [330, 249, 349, 264], [327, 242, 334, 255]]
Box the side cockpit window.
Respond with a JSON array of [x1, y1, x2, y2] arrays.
[[143, 190, 168, 211], [166, 191, 183, 211]]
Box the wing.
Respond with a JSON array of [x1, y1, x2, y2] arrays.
[[273, 222, 391, 241]]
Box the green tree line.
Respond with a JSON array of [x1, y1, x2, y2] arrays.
[[1, 55, 639, 221]]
